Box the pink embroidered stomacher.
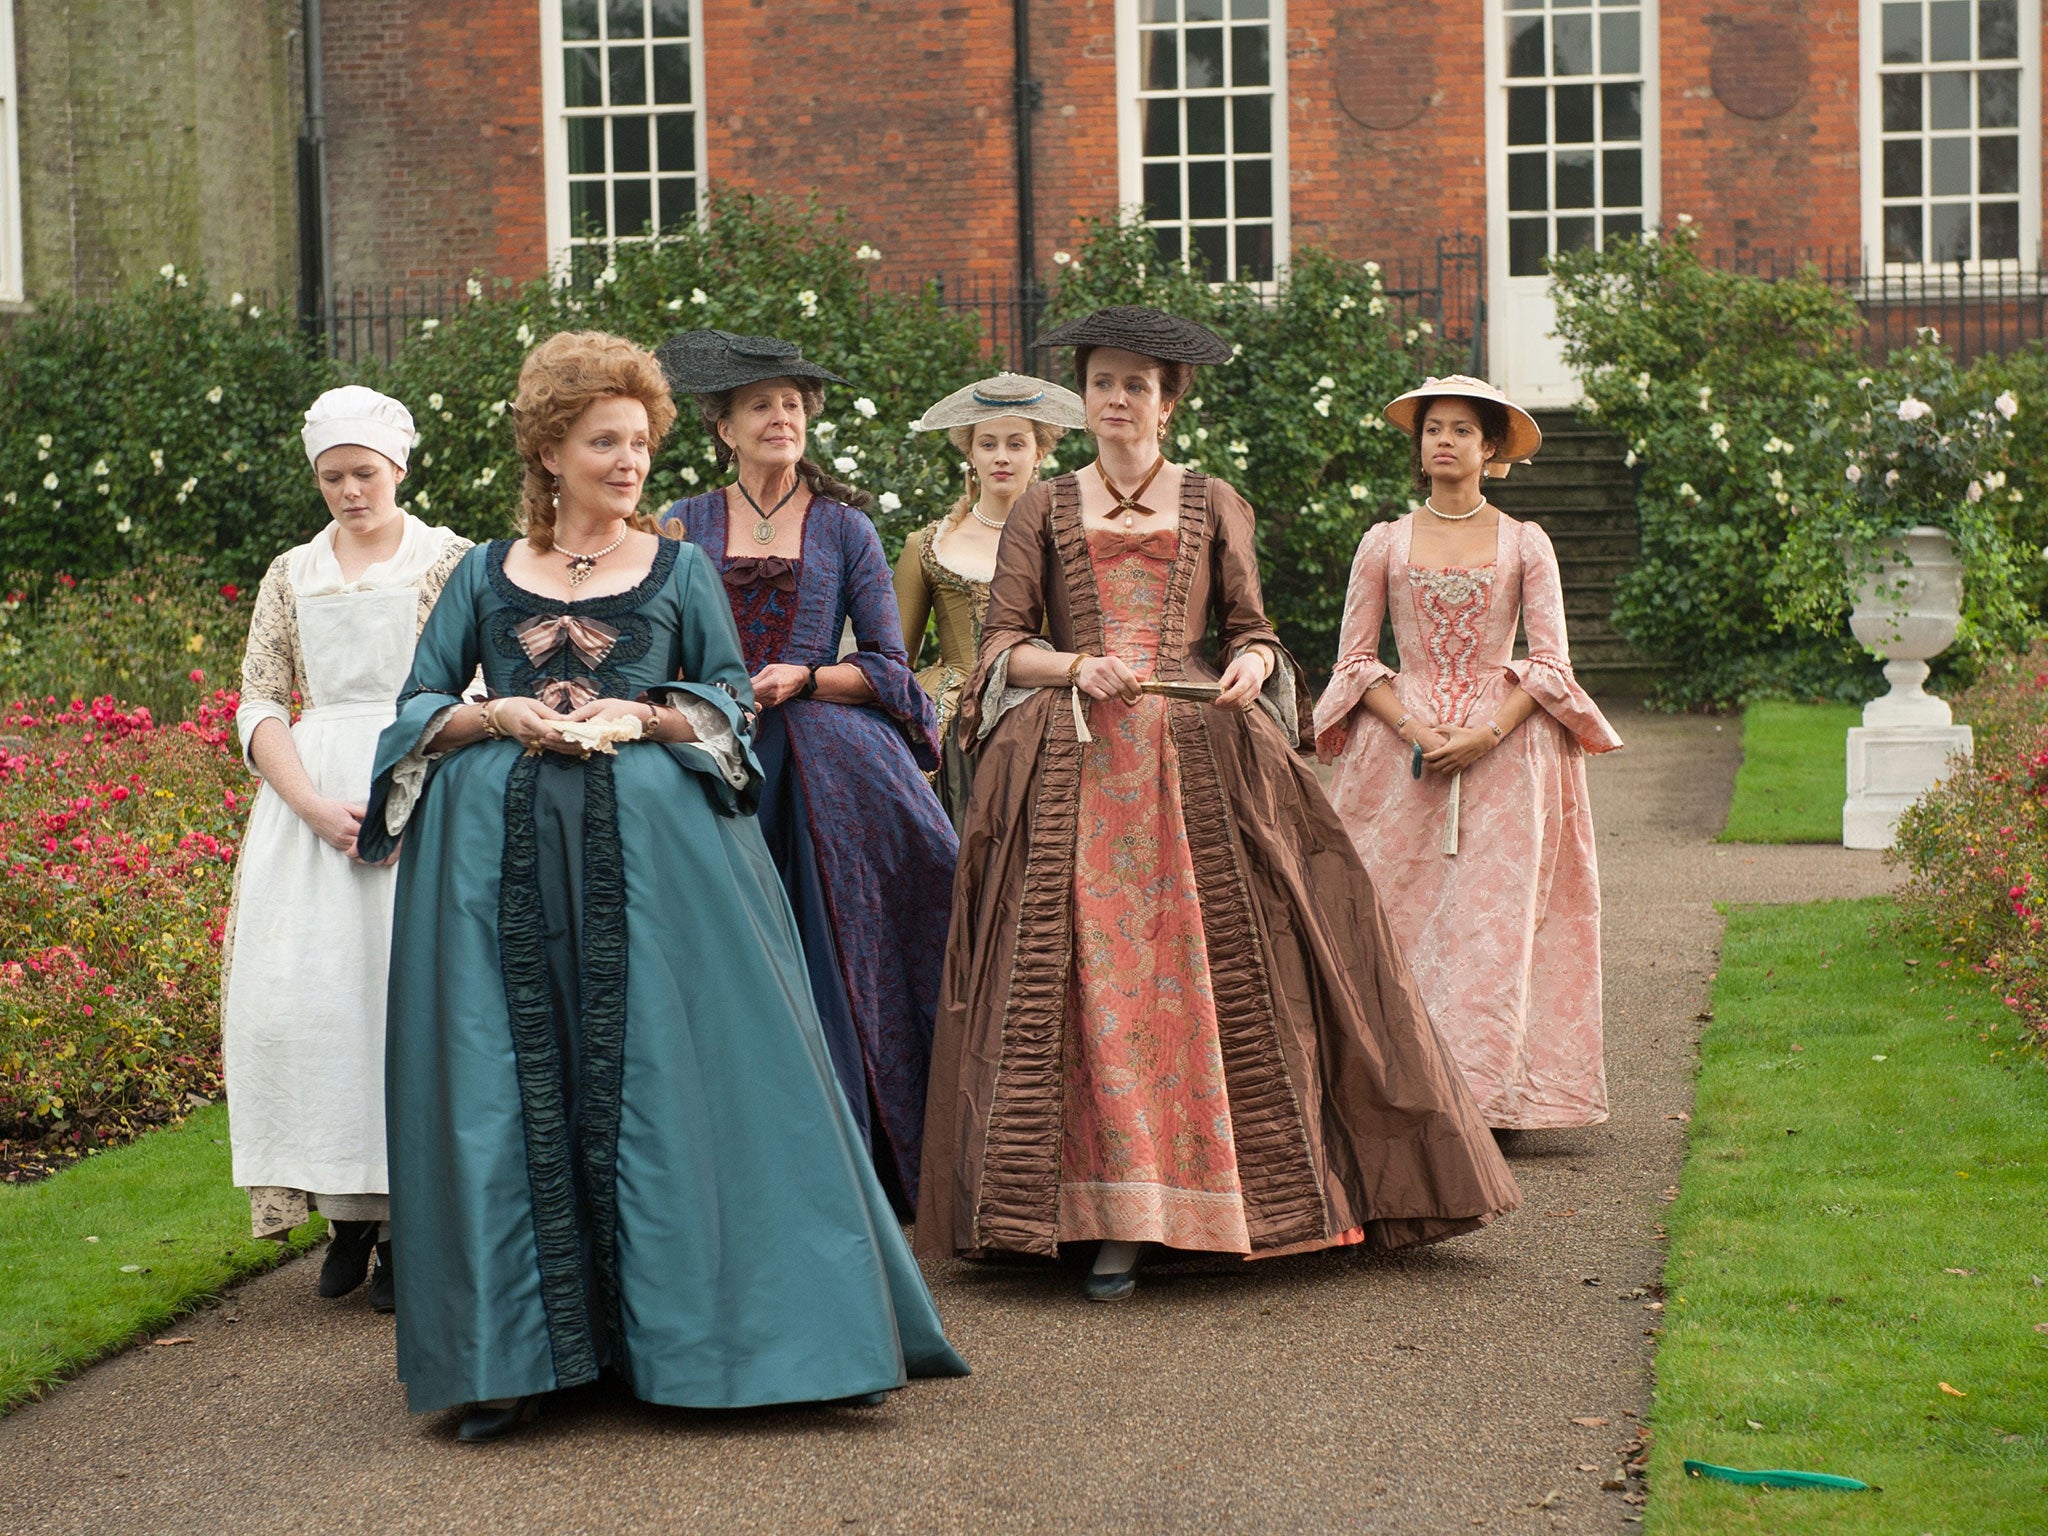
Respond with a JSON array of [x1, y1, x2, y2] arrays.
[[1057, 527, 1252, 1252], [1312, 513, 1623, 1130]]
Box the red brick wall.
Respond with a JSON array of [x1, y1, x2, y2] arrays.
[[700, 0, 1019, 281], [1658, 1, 1862, 262], [1283, 0, 1487, 267], [1020, 0, 1122, 267], [320, 0, 547, 290]]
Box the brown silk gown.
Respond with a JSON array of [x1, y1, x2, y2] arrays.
[[914, 470, 1523, 1261]]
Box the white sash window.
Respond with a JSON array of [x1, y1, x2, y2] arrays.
[[1118, 0, 1290, 284], [1868, 0, 2040, 270], [542, 0, 706, 278]]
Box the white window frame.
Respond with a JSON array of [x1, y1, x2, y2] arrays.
[[1115, 0, 1291, 287], [0, 1, 22, 304], [1484, 0, 1659, 406], [1860, 0, 2041, 280], [539, 0, 709, 277]]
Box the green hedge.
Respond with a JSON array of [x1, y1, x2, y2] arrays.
[[1, 191, 1453, 673], [1552, 224, 2044, 709]]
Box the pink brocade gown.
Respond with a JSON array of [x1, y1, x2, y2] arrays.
[[1057, 528, 1253, 1250], [1313, 513, 1624, 1129]]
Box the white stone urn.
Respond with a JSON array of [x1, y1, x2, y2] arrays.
[[1842, 525, 1973, 848]]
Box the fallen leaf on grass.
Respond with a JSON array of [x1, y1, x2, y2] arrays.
[[1940, 1382, 1968, 1397], [1944, 1267, 1977, 1276], [153, 1337, 194, 1347], [118, 1264, 146, 1274], [1746, 1419, 1764, 1430], [1571, 1417, 1611, 1427], [83, 1235, 99, 1243], [2033, 1322, 2048, 1334]]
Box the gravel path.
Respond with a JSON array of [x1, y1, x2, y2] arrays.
[[0, 706, 1899, 1536]]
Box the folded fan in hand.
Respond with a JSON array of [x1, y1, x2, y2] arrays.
[[551, 713, 645, 753]]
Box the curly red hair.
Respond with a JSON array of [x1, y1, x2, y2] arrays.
[[512, 330, 679, 551]]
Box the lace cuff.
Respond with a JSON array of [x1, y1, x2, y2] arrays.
[[976, 637, 1057, 743], [384, 703, 463, 837], [668, 695, 749, 789]]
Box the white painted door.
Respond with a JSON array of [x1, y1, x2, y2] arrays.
[[1487, 0, 1658, 405]]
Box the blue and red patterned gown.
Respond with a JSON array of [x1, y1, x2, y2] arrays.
[[668, 490, 956, 1214]]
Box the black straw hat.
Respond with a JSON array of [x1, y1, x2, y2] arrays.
[[1035, 305, 1233, 366], [654, 329, 848, 396]]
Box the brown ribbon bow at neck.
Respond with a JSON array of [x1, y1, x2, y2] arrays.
[[722, 556, 800, 593], [515, 613, 621, 670]]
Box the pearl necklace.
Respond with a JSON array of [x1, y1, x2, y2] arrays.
[[967, 503, 1006, 531], [557, 527, 628, 585], [1424, 496, 1486, 522]]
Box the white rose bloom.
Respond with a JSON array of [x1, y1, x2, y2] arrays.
[[43, 472, 58, 489], [516, 323, 535, 346], [854, 397, 878, 419], [1968, 479, 1984, 502], [205, 385, 223, 404], [833, 455, 857, 472], [428, 393, 444, 410], [692, 288, 709, 305], [1897, 396, 1933, 421], [1313, 396, 1333, 417], [1845, 464, 1863, 483], [879, 491, 902, 512], [1997, 391, 2019, 419], [1316, 375, 1336, 391]]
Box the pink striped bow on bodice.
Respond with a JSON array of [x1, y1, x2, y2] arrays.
[[514, 612, 621, 670]]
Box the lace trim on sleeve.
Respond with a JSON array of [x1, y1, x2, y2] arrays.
[[668, 695, 749, 789], [975, 637, 1057, 743], [384, 703, 464, 837]]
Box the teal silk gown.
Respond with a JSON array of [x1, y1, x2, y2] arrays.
[[359, 538, 968, 1415]]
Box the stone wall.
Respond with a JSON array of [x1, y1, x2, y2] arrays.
[[12, 0, 298, 303]]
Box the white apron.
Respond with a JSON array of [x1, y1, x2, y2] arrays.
[[224, 527, 443, 1195]]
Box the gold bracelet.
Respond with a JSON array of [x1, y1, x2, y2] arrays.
[[1392, 712, 1411, 742], [1066, 653, 1089, 687], [1488, 720, 1505, 741]]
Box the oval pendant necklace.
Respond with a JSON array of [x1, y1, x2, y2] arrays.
[[557, 526, 628, 586], [738, 476, 804, 545]]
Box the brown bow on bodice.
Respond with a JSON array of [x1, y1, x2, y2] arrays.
[[514, 612, 621, 669], [722, 556, 800, 592]]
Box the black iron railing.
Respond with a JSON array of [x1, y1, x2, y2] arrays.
[[1708, 247, 2048, 362], [301, 238, 1487, 372]]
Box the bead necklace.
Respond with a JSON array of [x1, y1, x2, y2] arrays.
[[1096, 457, 1168, 529], [738, 476, 804, 546], [1424, 496, 1486, 522], [557, 526, 628, 586], [967, 502, 1006, 531]]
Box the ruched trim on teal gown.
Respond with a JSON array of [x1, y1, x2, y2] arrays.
[[361, 539, 967, 1414]]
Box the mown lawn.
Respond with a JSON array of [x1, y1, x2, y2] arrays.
[[1719, 702, 1862, 844], [1649, 898, 2048, 1533], [0, 1104, 319, 1414]]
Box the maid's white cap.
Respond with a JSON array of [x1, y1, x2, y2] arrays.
[[301, 385, 417, 471]]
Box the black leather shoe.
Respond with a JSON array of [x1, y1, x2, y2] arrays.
[[457, 1395, 541, 1443], [316, 1220, 378, 1299], [367, 1240, 395, 1314]]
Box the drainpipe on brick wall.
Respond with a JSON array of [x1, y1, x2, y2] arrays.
[[296, 0, 334, 343], [1012, 0, 1042, 351]]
